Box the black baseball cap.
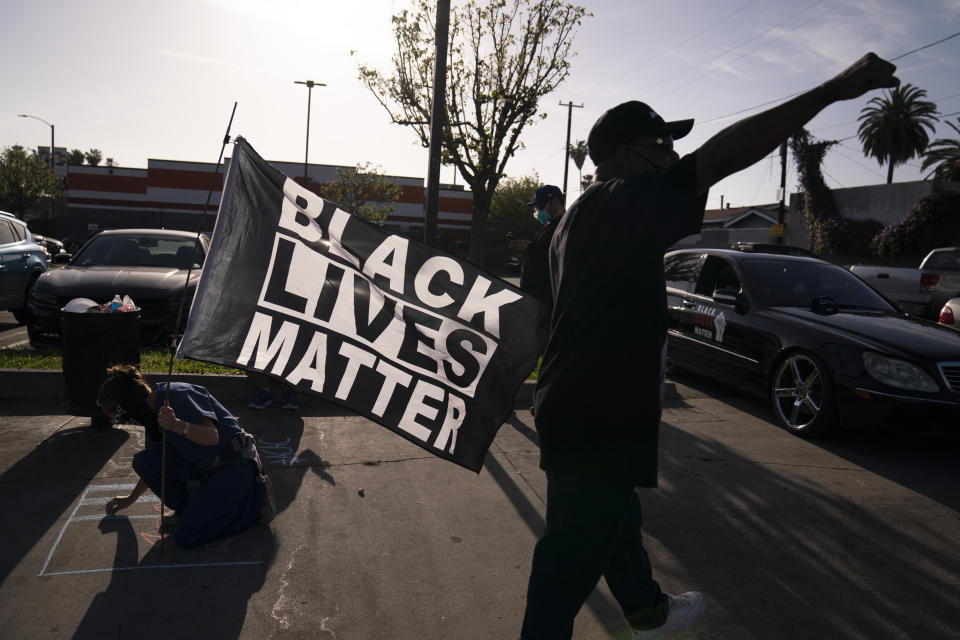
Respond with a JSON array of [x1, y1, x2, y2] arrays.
[[527, 184, 564, 206], [587, 101, 694, 165]]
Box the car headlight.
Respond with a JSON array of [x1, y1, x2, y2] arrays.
[[862, 351, 939, 392]]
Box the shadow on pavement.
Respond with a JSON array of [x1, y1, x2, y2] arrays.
[[234, 407, 336, 516], [0, 311, 20, 332], [0, 424, 128, 587], [653, 420, 960, 639], [71, 516, 277, 640], [505, 412, 539, 447], [490, 413, 626, 636], [812, 428, 960, 512], [667, 365, 960, 513]]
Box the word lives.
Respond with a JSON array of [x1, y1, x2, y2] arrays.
[[236, 177, 526, 457]]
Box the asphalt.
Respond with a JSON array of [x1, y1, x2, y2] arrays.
[[1, 362, 960, 639]]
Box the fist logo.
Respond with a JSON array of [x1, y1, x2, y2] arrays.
[[714, 311, 727, 342]]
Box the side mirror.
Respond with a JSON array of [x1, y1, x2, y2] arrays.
[[53, 253, 72, 265], [811, 296, 838, 315], [713, 288, 750, 314]]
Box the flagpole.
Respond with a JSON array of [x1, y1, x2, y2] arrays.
[[159, 101, 238, 557]]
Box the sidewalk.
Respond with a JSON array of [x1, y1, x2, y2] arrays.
[[1, 370, 959, 639]]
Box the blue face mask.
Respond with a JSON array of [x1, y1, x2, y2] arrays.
[[535, 208, 551, 225]]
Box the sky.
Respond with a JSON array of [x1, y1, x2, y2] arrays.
[[3, 0, 960, 213]]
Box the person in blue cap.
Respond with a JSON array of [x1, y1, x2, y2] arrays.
[[97, 365, 276, 548], [521, 53, 899, 639], [508, 184, 565, 314]]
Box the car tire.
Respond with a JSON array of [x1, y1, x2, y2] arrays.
[[769, 351, 837, 436], [11, 273, 40, 325]]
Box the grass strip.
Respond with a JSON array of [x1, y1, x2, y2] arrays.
[[0, 347, 242, 374], [1, 350, 541, 379]]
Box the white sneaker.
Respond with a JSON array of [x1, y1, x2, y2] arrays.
[[632, 591, 706, 639]]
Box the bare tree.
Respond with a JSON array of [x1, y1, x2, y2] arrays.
[[358, 0, 588, 264]]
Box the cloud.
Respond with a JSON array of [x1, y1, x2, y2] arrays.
[[151, 49, 286, 79]]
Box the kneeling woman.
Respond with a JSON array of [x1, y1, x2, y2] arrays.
[[98, 365, 275, 548]]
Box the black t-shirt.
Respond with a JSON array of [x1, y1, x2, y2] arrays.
[[532, 153, 706, 486], [520, 219, 559, 314]]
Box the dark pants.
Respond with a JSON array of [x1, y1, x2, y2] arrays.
[[132, 448, 262, 548], [521, 471, 668, 639]]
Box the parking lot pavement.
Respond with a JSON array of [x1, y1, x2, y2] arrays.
[[0, 311, 29, 349], [1, 374, 959, 639]]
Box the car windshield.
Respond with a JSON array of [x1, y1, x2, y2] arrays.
[[742, 258, 896, 311], [72, 234, 204, 269]]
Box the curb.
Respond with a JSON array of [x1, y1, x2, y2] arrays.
[[0, 369, 249, 404], [0, 371, 676, 406], [0, 369, 541, 409]]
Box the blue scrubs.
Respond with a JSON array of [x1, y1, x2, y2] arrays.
[[131, 382, 263, 548]]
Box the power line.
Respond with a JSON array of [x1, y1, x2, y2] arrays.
[[597, 1, 757, 90], [612, 0, 827, 100], [811, 93, 960, 134], [698, 91, 805, 125], [822, 168, 845, 187], [889, 30, 960, 61], [831, 144, 886, 178], [658, 0, 851, 101], [695, 29, 960, 128]]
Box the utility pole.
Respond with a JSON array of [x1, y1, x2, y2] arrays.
[[424, 0, 451, 248], [559, 101, 583, 195], [294, 80, 326, 186], [777, 142, 788, 245]]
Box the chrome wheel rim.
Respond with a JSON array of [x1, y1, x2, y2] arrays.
[[773, 354, 824, 430]]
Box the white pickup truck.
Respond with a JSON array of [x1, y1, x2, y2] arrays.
[[849, 246, 960, 319]]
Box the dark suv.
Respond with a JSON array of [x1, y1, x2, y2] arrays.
[[0, 211, 47, 324]]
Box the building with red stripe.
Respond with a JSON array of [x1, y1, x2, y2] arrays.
[[60, 156, 473, 253]]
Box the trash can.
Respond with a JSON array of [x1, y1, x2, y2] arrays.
[[61, 308, 141, 425]]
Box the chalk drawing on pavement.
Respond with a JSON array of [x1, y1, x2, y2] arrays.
[[38, 482, 264, 577]]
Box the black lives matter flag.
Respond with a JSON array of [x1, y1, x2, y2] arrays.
[[179, 138, 547, 472]]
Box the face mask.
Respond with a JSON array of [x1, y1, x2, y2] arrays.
[[535, 208, 551, 225]]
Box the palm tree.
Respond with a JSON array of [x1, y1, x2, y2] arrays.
[[857, 83, 939, 184], [567, 140, 589, 195], [921, 118, 960, 182]]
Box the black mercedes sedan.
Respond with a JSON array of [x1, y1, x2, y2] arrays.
[[28, 229, 209, 346], [664, 248, 960, 435]]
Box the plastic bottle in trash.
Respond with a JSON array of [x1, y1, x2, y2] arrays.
[[109, 294, 123, 312]]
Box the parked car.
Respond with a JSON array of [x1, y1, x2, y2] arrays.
[[665, 248, 960, 435], [940, 297, 960, 330], [0, 210, 47, 324], [849, 246, 960, 319], [61, 232, 99, 255], [729, 241, 817, 258], [28, 229, 209, 345], [32, 234, 66, 262]]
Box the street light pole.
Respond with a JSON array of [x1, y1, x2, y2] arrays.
[[294, 80, 326, 186], [18, 113, 55, 171]]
